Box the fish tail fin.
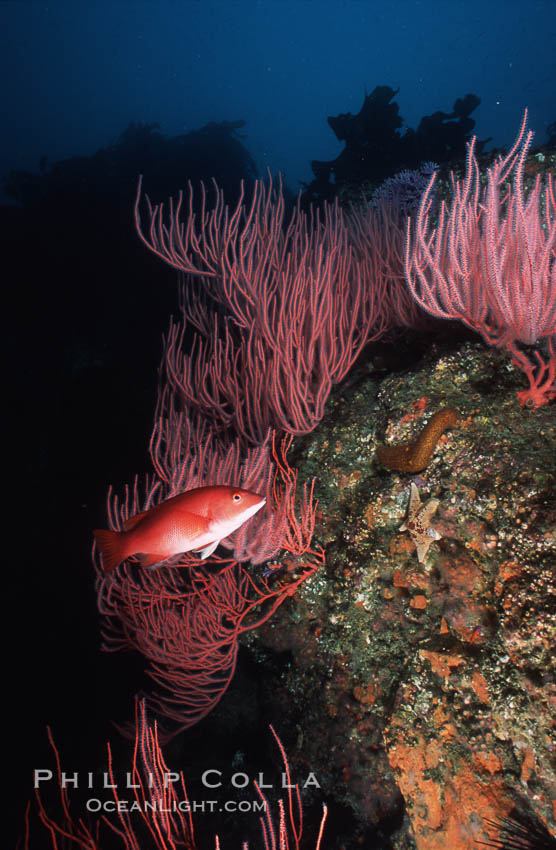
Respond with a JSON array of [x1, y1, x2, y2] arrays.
[[93, 529, 127, 574]]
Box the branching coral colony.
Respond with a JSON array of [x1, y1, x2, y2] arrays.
[[405, 110, 556, 407]]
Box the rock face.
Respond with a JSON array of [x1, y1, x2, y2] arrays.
[[245, 339, 556, 849]]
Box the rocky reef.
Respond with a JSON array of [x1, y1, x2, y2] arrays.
[[243, 337, 555, 849]]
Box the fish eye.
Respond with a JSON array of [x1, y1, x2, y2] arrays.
[[232, 492, 242, 502]]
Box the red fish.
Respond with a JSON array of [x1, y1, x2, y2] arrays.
[[93, 485, 266, 573]]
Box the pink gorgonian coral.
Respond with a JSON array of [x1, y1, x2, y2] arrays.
[[405, 110, 556, 408]]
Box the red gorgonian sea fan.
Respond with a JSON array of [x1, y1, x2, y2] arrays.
[[24, 700, 328, 850], [135, 173, 390, 441], [405, 110, 556, 408]]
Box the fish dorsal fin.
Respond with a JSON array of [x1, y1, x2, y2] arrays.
[[123, 509, 150, 532], [124, 500, 210, 534]]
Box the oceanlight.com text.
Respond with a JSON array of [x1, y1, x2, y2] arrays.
[[85, 798, 267, 814]]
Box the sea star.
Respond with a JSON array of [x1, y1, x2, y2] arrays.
[[400, 482, 442, 564]]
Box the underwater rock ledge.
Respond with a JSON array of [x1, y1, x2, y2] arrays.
[[241, 338, 556, 849]]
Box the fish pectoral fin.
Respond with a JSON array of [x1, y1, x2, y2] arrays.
[[195, 539, 221, 560], [175, 509, 212, 538]]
